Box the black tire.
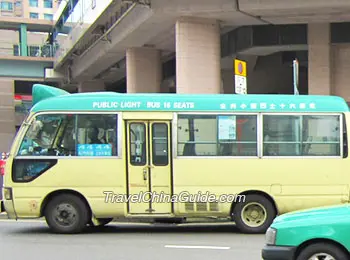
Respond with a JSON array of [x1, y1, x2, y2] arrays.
[[296, 242, 349, 260], [233, 194, 276, 234], [44, 194, 90, 234]]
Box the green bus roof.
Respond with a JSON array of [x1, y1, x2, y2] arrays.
[[30, 84, 350, 113]]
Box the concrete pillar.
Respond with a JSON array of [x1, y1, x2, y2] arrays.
[[333, 45, 350, 101], [221, 70, 234, 94], [175, 17, 221, 93], [78, 80, 105, 92], [0, 80, 15, 152], [308, 23, 331, 95], [126, 47, 162, 93]]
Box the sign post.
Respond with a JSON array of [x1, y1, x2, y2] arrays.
[[293, 59, 299, 95], [234, 59, 247, 94]]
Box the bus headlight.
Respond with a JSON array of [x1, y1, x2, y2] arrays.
[[265, 227, 277, 245]]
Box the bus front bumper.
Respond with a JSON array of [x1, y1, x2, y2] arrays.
[[262, 245, 296, 260]]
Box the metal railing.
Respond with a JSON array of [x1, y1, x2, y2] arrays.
[[54, 0, 135, 64], [0, 42, 58, 57]]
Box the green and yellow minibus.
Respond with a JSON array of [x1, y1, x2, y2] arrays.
[[1, 84, 349, 234]]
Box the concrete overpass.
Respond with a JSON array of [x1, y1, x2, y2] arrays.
[[48, 0, 350, 97]]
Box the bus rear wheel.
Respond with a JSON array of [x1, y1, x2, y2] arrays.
[[44, 194, 89, 234], [232, 194, 276, 234]]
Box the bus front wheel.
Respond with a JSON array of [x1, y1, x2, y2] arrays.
[[232, 194, 276, 234], [45, 194, 89, 234]]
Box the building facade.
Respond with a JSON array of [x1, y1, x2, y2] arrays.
[[0, 0, 58, 19], [0, 0, 60, 151], [47, 1, 350, 100], [2, 0, 350, 152]]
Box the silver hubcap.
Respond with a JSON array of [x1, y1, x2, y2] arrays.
[[308, 253, 335, 260], [240, 202, 267, 227], [53, 203, 78, 227]]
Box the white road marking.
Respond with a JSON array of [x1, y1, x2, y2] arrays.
[[164, 245, 230, 250]]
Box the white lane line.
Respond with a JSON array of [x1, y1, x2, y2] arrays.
[[164, 245, 230, 250]]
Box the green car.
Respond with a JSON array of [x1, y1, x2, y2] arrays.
[[262, 204, 350, 260]]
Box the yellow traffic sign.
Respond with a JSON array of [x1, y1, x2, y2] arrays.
[[234, 59, 247, 77]]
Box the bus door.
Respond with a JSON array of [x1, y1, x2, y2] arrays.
[[126, 120, 172, 214]]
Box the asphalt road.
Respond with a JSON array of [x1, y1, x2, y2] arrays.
[[0, 219, 265, 260]]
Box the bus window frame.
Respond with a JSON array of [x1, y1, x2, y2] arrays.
[[13, 111, 123, 160], [260, 112, 344, 159], [173, 112, 344, 159], [342, 113, 348, 158], [12, 110, 346, 160], [173, 112, 260, 159]]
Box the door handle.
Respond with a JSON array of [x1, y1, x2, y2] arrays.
[[142, 165, 153, 180], [143, 168, 147, 180]]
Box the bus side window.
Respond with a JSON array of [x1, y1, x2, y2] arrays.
[[56, 115, 76, 156], [177, 114, 257, 157], [183, 142, 196, 156], [263, 114, 341, 157], [302, 115, 341, 156], [75, 114, 118, 157], [106, 129, 116, 155]]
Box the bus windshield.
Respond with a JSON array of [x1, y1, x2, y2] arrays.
[[17, 113, 117, 157], [18, 114, 68, 156]]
